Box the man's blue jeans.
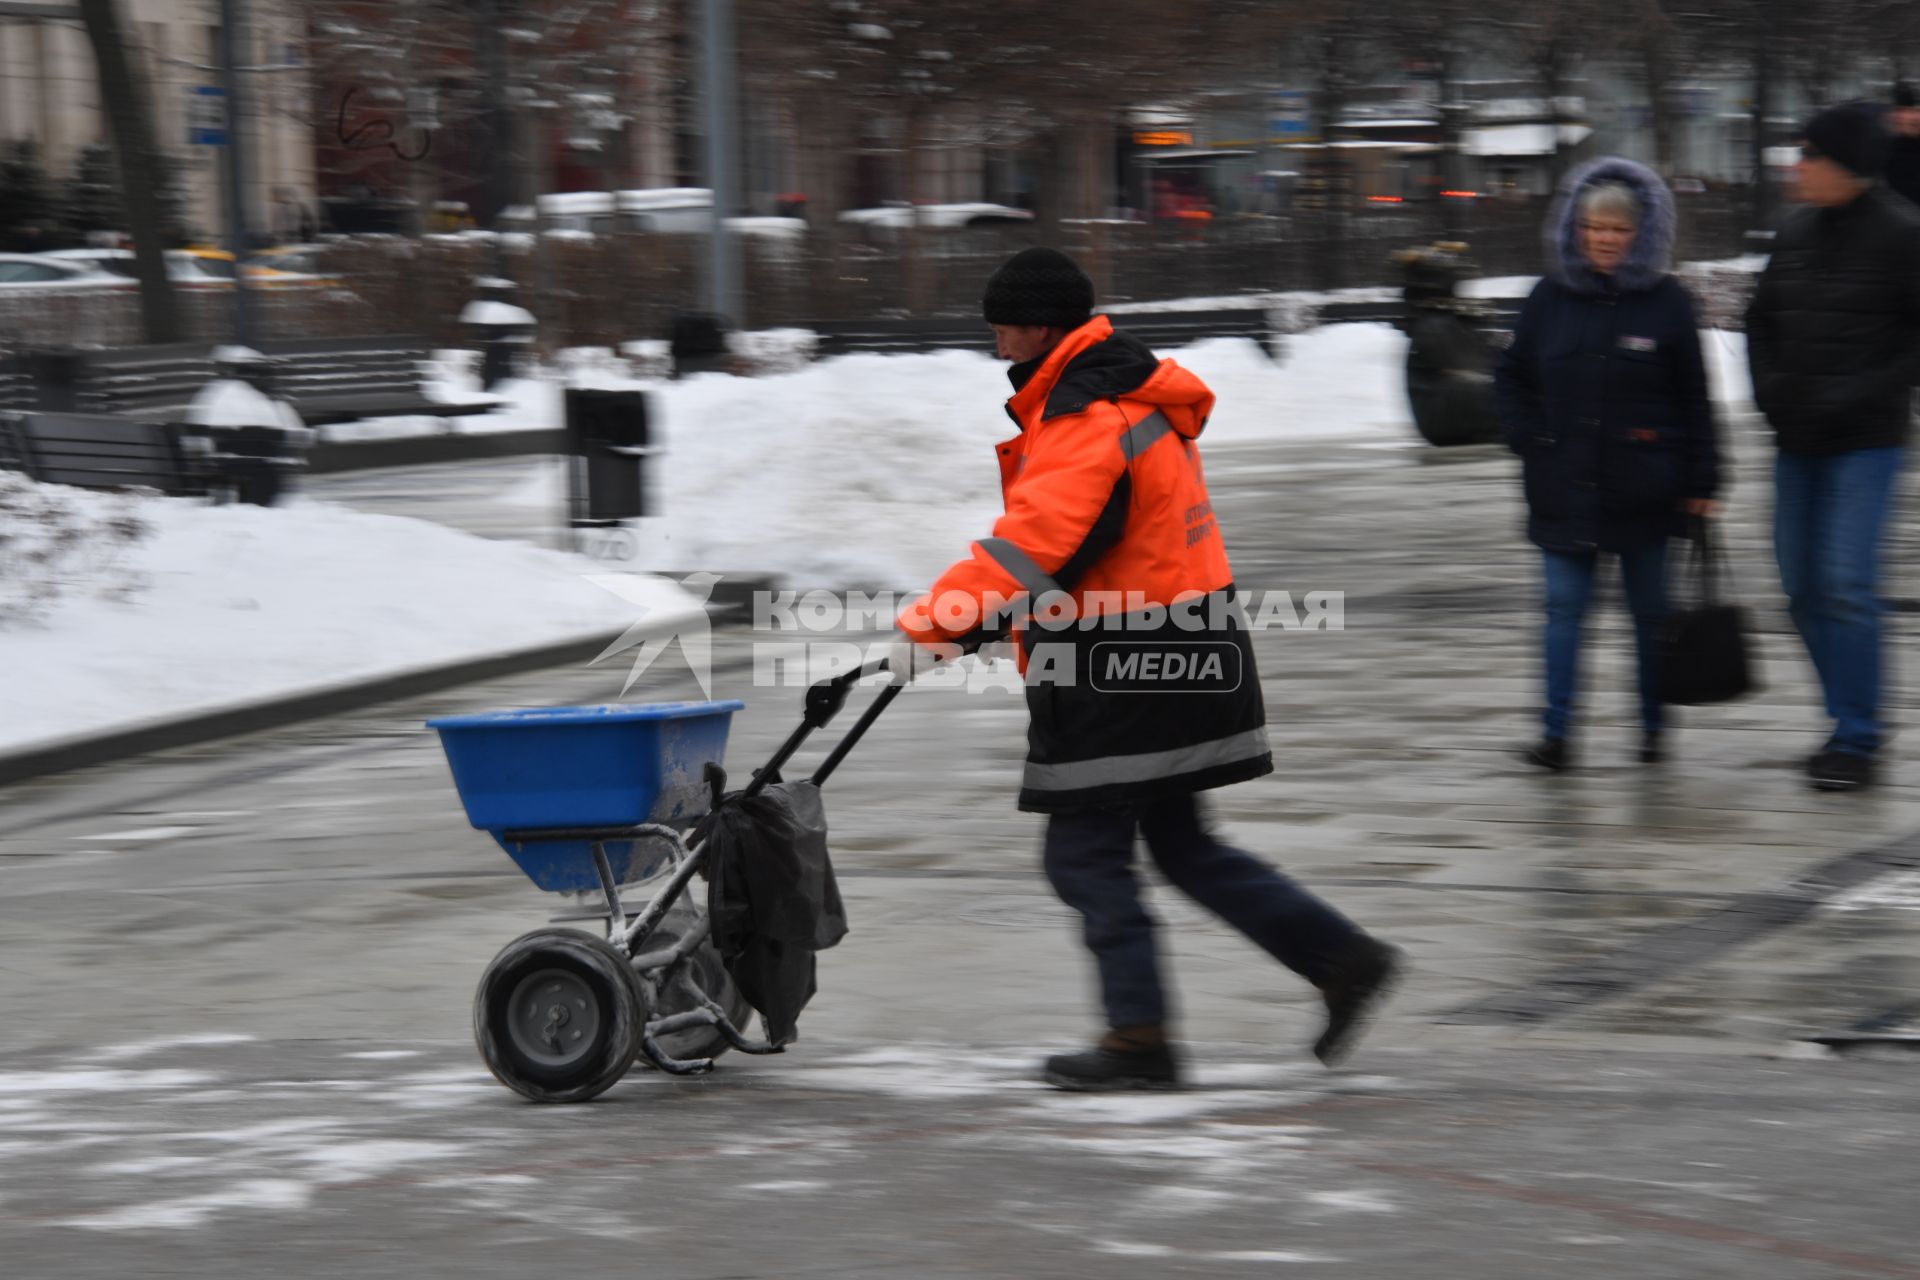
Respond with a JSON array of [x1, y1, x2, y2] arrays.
[[1774, 447, 1904, 756], [1042, 795, 1369, 1031], [1541, 543, 1670, 741]]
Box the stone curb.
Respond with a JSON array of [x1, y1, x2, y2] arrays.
[[0, 575, 778, 789]]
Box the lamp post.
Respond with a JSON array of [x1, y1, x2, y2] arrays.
[[217, 0, 254, 344], [700, 0, 739, 323]]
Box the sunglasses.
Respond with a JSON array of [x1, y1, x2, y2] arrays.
[[1800, 143, 1824, 161]]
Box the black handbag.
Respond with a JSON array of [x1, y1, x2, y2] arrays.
[[1660, 518, 1759, 706]]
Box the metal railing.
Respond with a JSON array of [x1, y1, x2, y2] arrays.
[[0, 191, 1759, 352]]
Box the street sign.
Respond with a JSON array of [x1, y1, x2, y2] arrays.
[[1269, 89, 1312, 144], [189, 86, 227, 146]]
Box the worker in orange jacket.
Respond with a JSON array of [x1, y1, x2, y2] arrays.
[[894, 247, 1402, 1089]]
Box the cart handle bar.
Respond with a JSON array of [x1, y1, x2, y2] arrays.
[[742, 656, 898, 801]]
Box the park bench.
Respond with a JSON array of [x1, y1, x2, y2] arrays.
[[29, 337, 500, 428], [808, 306, 1281, 360], [0, 410, 312, 505], [249, 335, 500, 427], [0, 349, 34, 413], [0, 410, 212, 497]]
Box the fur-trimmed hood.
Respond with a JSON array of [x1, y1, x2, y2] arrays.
[[1547, 156, 1676, 295]]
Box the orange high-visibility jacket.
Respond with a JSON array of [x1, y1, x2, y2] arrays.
[[900, 316, 1271, 812]]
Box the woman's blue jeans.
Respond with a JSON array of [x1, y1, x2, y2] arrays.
[[1540, 543, 1670, 741]]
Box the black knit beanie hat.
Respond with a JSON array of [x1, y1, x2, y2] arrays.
[[981, 247, 1094, 328], [1803, 100, 1892, 178]]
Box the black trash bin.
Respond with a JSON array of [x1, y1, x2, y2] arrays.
[[669, 312, 732, 379], [179, 424, 307, 506], [564, 388, 652, 524], [28, 348, 84, 413]]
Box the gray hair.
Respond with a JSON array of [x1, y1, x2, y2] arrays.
[[1577, 181, 1642, 227]]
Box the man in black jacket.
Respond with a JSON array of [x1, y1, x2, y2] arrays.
[[1887, 84, 1920, 209], [1747, 101, 1920, 791]]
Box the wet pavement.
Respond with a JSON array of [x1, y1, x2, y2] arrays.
[[3, 409, 1918, 1276]]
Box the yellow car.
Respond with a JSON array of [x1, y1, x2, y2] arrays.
[[251, 244, 345, 289], [180, 244, 330, 290]]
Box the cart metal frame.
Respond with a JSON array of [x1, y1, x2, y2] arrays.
[[492, 659, 901, 1077]]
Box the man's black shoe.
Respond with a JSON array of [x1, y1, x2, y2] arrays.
[[1810, 751, 1874, 792], [1523, 737, 1570, 772], [1313, 941, 1404, 1068], [1640, 731, 1664, 765], [1042, 1040, 1180, 1092], [1805, 735, 1845, 777]]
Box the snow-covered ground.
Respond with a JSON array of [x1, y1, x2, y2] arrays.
[[0, 486, 701, 755]]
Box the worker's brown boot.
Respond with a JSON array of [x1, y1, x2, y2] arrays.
[[1041, 1026, 1181, 1092]]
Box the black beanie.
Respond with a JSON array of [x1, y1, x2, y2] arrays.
[[1895, 83, 1918, 109], [1803, 100, 1892, 178], [981, 247, 1094, 328]]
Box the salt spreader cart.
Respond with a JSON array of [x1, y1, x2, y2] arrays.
[[430, 659, 900, 1104]]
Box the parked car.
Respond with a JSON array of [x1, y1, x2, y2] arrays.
[[0, 253, 128, 289], [524, 190, 807, 238], [250, 245, 344, 287], [176, 245, 327, 290], [837, 202, 1035, 229], [42, 247, 230, 290]]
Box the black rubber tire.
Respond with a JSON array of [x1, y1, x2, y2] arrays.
[[474, 928, 645, 1104], [634, 896, 757, 1065]]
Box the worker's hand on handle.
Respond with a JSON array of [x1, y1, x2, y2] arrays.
[[1681, 497, 1719, 518], [888, 634, 958, 685]]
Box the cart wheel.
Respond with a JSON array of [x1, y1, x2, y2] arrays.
[[635, 899, 756, 1065], [474, 929, 645, 1104]]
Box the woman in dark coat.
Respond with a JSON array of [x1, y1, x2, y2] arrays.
[[1494, 156, 1721, 770]]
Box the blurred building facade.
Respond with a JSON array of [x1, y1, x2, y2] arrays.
[[2, 5, 1910, 245], [0, 0, 316, 244]]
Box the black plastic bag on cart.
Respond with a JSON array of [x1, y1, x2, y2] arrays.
[[694, 779, 848, 1046]]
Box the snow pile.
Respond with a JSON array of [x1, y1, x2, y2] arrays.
[[0, 486, 704, 753], [1676, 256, 1762, 332], [0, 473, 150, 625], [458, 299, 536, 327], [182, 379, 310, 437], [502, 325, 1421, 588]]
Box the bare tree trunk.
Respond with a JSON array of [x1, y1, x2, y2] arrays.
[[77, 0, 181, 343], [901, 103, 928, 314], [1640, 4, 1677, 175], [1434, 41, 1463, 238], [1315, 28, 1350, 290], [1751, 0, 1775, 230], [1537, 42, 1572, 190]]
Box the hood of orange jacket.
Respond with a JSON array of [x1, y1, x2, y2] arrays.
[[1006, 317, 1216, 439]]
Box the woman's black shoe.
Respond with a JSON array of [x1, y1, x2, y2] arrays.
[[1640, 731, 1664, 764], [1523, 737, 1570, 771]]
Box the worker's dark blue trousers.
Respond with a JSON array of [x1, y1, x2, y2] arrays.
[[1043, 792, 1368, 1030]]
